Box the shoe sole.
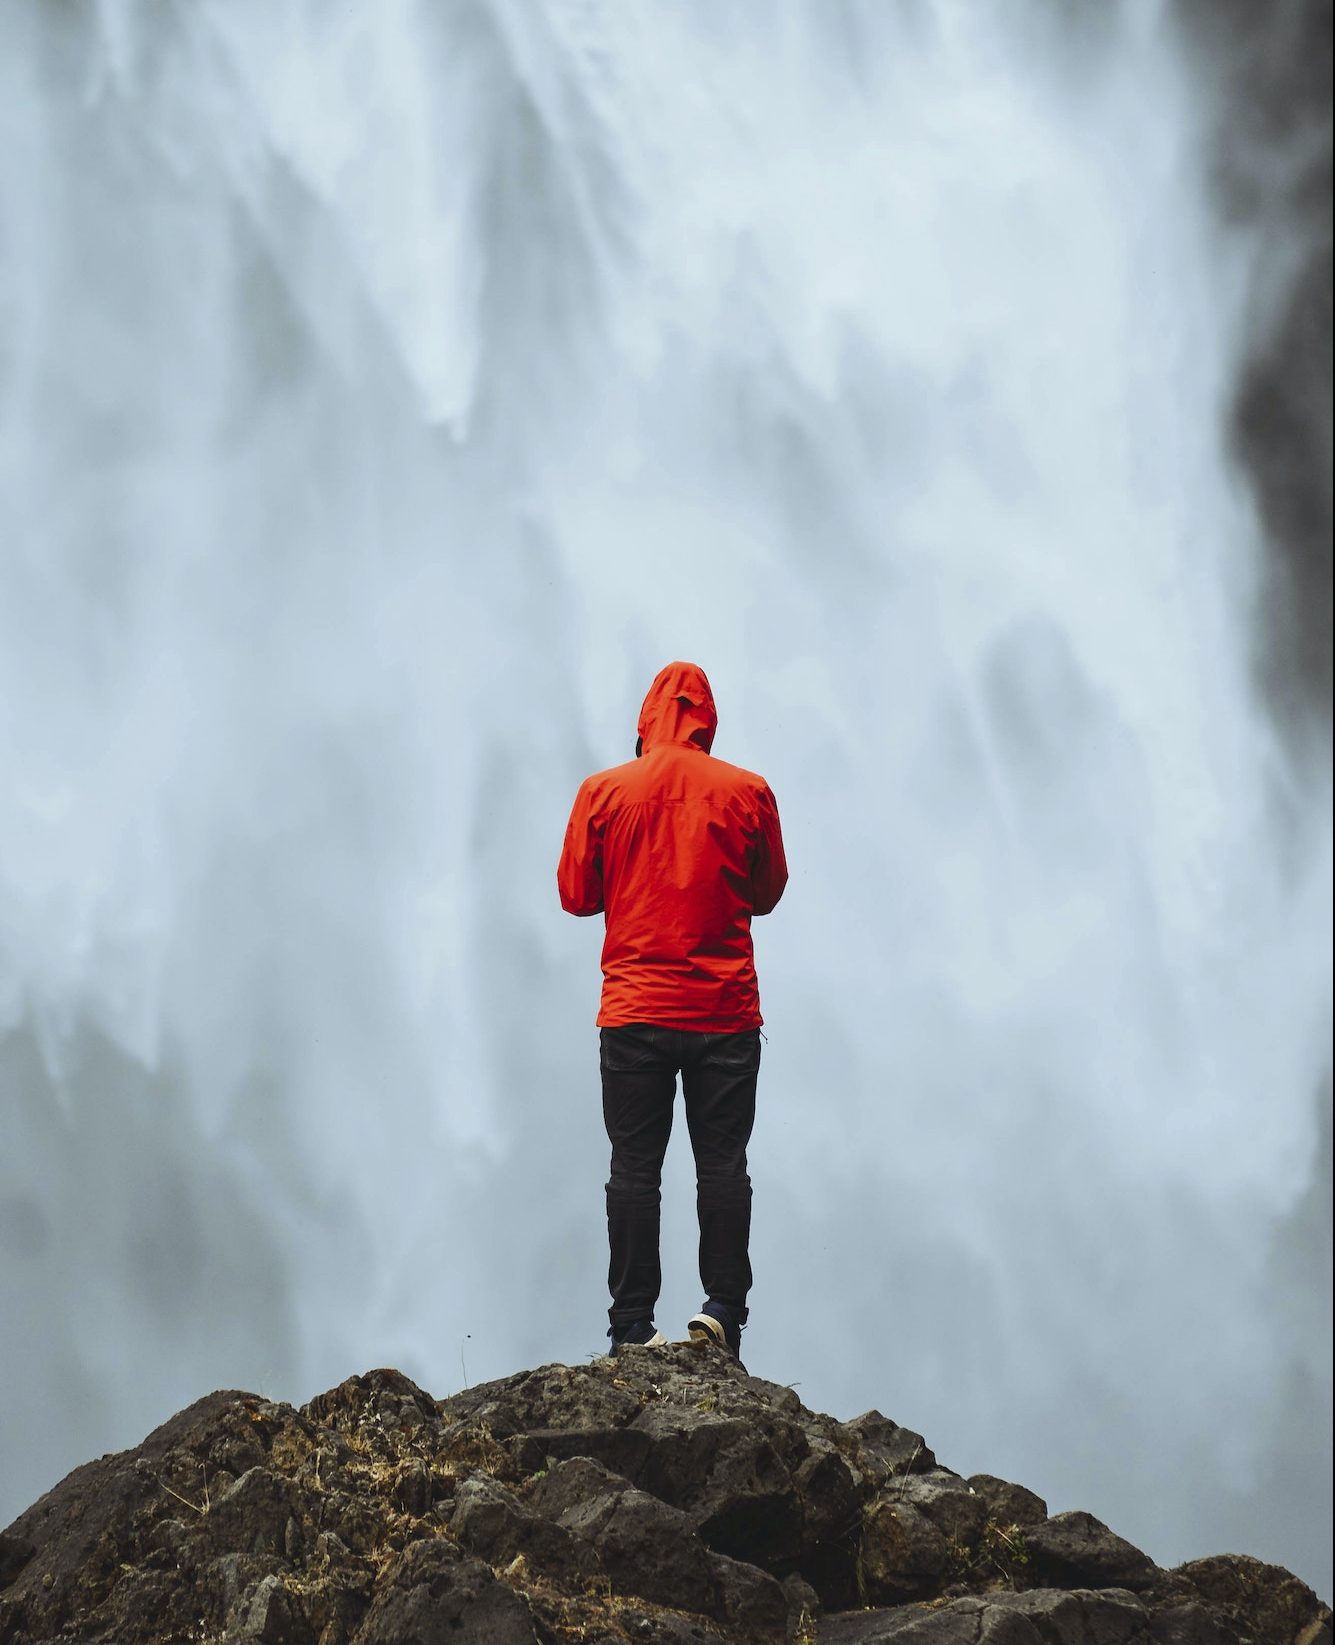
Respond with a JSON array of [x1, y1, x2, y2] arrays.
[[688, 1316, 747, 1373], [687, 1314, 732, 1353]]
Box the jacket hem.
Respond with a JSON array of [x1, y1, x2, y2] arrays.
[[596, 1010, 764, 1032]]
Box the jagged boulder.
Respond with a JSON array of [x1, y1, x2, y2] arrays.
[[1147, 1556, 1335, 1645], [350, 1538, 540, 1644], [967, 1475, 1049, 1529], [1023, 1511, 1160, 1593], [0, 1348, 1327, 1645], [822, 1586, 1156, 1645]]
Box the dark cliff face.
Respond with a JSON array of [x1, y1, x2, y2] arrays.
[[0, 1347, 1328, 1645], [1180, 0, 1333, 740]]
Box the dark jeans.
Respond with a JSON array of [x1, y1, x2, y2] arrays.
[[601, 1023, 760, 1332]]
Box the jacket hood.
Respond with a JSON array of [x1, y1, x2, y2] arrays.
[[637, 661, 717, 753]]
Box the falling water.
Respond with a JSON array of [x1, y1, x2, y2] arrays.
[[1, 0, 1330, 1595]]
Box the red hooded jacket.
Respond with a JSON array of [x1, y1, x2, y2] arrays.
[[558, 662, 787, 1030]]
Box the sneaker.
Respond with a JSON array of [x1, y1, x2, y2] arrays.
[[608, 1319, 667, 1356], [687, 1301, 744, 1359]]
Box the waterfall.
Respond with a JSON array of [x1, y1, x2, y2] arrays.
[[1, 0, 1329, 1594]]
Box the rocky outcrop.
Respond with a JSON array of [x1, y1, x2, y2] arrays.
[[0, 1345, 1327, 1644]]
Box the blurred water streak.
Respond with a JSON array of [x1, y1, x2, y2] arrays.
[[0, 0, 1330, 1595]]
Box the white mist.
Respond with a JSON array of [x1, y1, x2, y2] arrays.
[[0, 0, 1329, 1596]]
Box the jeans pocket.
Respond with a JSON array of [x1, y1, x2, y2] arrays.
[[600, 1025, 669, 1074], [707, 1029, 762, 1072]]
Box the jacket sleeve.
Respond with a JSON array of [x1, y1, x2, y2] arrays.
[[558, 780, 605, 916], [750, 784, 788, 916]]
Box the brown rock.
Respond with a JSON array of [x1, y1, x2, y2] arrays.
[[843, 1412, 939, 1483], [0, 1352, 1322, 1645], [859, 1497, 952, 1602], [1025, 1511, 1160, 1592], [349, 1538, 538, 1644], [969, 1474, 1050, 1529], [1148, 1555, 1331, 1645]]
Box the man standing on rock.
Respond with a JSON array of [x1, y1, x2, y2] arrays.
[[559, 661, 788, 1360]]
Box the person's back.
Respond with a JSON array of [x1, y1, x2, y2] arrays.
[[559, 661, 787, 1361]]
